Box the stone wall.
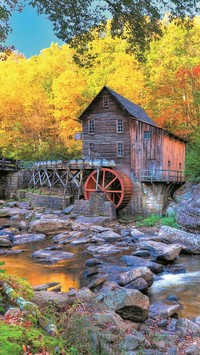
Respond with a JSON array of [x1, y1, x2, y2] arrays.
[[26, 192, 73, 210]]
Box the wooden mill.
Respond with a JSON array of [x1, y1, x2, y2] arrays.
[[29, 86, 186, 215]]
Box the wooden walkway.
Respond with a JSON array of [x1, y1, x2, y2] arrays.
[[0, 158, 18, 171], [139, 169, 185, 183]]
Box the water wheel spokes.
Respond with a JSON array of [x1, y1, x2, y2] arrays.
[[84, 168, 132, 209]]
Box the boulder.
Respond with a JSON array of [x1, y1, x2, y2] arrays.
[[116, 267, 154, 287], [93, 285, 149, 322], [28, 218, 72, 235], [121, 255, 163, 273], [119, 331, 150, 351], [150, 302, 180, 319], [125, 278, 148, 293], [138, 241, 182, 262], [172, 183, 200, 232], [158, 226, 200, 254], [93, 310, 131, 332], [11, 233, 46, 245]]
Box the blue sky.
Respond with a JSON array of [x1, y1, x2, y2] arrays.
[[5, 4, 64, 58]]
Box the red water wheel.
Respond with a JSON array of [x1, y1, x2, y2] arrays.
[[84, 168, 132, 210]]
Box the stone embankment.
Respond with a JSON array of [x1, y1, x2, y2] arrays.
[[0, 199, 200, 354]]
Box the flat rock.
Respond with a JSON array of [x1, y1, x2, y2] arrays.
[[150, 302, 180, 319], [11, 233, 46, 245], [87, 244, 129, 255], [85, 258, 103, 267], [75, 216, 111, 225], [121, 255, 163, 273], [70, 237, 90, 245], [62, 205, 74, 214], [0, 234, 12, 247], [53, 231, 84, 244], [29, 218, 72, 235], [95, 230, 121, 242], [31, 249, 74, 262], [158, 226, 200, 254]]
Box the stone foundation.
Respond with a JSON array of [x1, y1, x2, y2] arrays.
[[72, 191, 117, 220], [119, 182, 179, 217]]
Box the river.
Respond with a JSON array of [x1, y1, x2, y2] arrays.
[[1, 217, 200, 319]]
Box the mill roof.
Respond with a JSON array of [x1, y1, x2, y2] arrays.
[[79, 86, 159, 127]]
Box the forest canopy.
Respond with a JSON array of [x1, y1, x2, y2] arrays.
[[0, 18, 199, 162], [1, 0, 199, 56]]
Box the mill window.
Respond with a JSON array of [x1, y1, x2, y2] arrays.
[[117, 142, 124, 157], [117, 118, 123, 133], [89, 143, 95, 157], [88, 119, 95, 134], [103, 96, 109, 108], [144, 131, 150, 139]]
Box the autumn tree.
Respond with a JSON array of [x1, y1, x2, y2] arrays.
[[144, 17, 200, 137]]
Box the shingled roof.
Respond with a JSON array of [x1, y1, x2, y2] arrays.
[[79, 86, 159, 127]]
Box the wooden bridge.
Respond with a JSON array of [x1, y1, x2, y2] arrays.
[[0, 158, 18, 171]]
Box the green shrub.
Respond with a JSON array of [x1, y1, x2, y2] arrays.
[[136, 214, 180, 228]]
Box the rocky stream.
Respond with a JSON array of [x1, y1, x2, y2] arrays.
[[0, 183, 200, 354]]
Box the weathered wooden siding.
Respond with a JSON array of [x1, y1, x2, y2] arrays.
[[130, 120, 163, 179], [162, 134, 186, 171], [82, 90, 131, 173]]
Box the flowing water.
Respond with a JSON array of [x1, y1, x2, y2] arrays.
[[1, 217, 200, 319]]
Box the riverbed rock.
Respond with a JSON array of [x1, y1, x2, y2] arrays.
[[137, 241, 182, 262], [85, 258, 103, 267], [53, 231, 84, 244], [18, 220, 29, 231], [119, 330, 151, 351], [32, 291, 70, 308], [158, 226, 200, 254], [95, 230, 121, 242], [121, 255, 163, 273], [28, 218, 72, 235], [0, 233, 12, 246], [82, 266, 99, 278], [31, 249, 74, 262], [150, 302, 180, 319], [74, 215, 111, 226], [93, 285, 150, 322], [11, 233, 46, 245], [70, 237, 90, 245], [87, 244, 129, 255], [125, 277, 148, 293], [175, 318, 200, 336], [116, 267, 154, 287]]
